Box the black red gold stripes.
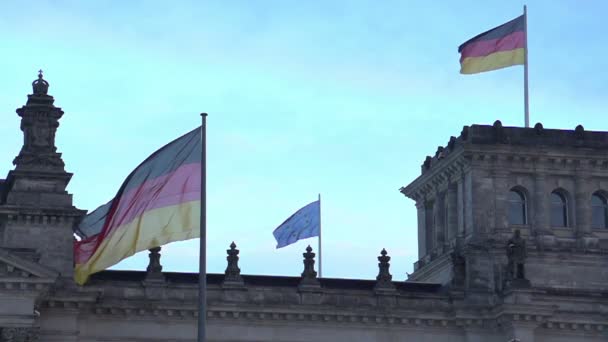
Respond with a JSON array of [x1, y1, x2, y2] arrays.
[[459, 15, 525, 74], [74, 127, 202, 284]]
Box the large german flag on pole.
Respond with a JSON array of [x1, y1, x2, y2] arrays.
[[74, 127, 202, 285], [458, 14, 526, 74]]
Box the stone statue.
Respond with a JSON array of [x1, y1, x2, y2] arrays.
[[506, 229, 527, 280], [450, 250, 466, 287]]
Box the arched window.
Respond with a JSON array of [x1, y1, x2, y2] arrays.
[[550, 191, 568, 227], [508, 189, 527, 225], [591, 193, 608, 229]]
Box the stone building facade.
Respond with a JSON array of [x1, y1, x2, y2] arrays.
[[0, 75, 606, 341]]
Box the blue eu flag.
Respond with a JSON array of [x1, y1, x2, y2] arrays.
[[273, 200, 320, 248]]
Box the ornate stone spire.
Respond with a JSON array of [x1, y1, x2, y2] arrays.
[[299, 245, 320, 288], [0, 72, 85, 277], [12, 71, 66, 174], [223, 241, 243, 285], [374, 248, 395, 291]]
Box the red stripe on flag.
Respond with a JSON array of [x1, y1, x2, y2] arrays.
[[74, 162, 201, 264], [460, 31, 524, 62]]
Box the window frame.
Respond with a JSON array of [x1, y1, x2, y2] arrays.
[[549, 190, 568, 228], [507, 188, 528, 226], [591, 192, 608, 229]]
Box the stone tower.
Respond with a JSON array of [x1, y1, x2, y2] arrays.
[[0, 71, 85, 277], [401, 121, 608, 294]]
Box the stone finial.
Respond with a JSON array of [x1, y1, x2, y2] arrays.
[[223, 241, 243, 285], [493, 120, 507, 143], [145, 246, 164, 281], [374, 248, 395, 291], [299, 245, 320, 287], [575, 125, 585, 140], [447, 136, 456, 150], [460, 126, 469, 140], [423, 156, 432, 171], [435, 146, 445, 159], [32, 69, 49, 95]]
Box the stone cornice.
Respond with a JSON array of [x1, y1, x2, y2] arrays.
[[457, 146, 608, 176], [37, 299, 608, 334], [401, 150, 467, 202]]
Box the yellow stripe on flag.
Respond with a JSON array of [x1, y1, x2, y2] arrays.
[[74, 200, 201, 285], [460, 48, 524, 74]]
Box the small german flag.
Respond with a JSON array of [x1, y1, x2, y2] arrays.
[[458, 15, 525, 74]]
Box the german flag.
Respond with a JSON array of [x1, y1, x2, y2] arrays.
[[459, 15, 525, 74], [74, 127, 201, 285]]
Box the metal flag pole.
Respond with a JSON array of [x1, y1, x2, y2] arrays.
[[318, 193, 322, 278], [198, 113, 208, 342], [524, 5, 530, 128]]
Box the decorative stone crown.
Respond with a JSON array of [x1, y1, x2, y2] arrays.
[[32, 70, 49, 96]]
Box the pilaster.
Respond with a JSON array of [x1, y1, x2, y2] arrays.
[[574, 169, 598, 249]]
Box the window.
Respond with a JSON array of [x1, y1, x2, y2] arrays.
[[550, 191, 568, 227], [508, 189, 527, 225], [591, 193, 608, 229]]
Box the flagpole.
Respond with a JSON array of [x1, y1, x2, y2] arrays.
[[318, 193, 322, 278], [524, 5, 530, 128], [198, 113, 208, 342]]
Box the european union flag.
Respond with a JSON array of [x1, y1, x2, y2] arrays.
[[273, 200, 320, 248]]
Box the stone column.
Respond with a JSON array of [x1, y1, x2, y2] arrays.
[[433, 190, 445, 254], [446, 183, 458, 243], [425, 201, 435, 253], [457, 175, 465, 236], [533, 173, 549, 233], [416, 201, 427, 259], [574, 171, 598, 249], [574, 172, 591, 235], [493, 170, 510, 233], [463, 170, 475, 236]]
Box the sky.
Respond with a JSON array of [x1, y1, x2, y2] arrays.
[[1, 0, 607, 280]]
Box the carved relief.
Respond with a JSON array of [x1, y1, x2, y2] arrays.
[[0, 327, 39, 342]]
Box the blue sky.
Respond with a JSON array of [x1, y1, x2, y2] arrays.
[[1, 1, 606, 279]]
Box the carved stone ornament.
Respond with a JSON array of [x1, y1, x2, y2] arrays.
[[146, 247, 163, 274], [32, 70, 49, 96], [299, 245, 319, 287], [0, 327, 39, 342], [224, 241, 243, 284], [375, 248, 395, 290], [12, 71, 66, 172], [145, 247, 164, 282]]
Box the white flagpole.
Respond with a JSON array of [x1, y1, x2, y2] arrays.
[[198, 113, 208, 342], [318, 193, 322, 278], [524, 5, 530, 128]]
